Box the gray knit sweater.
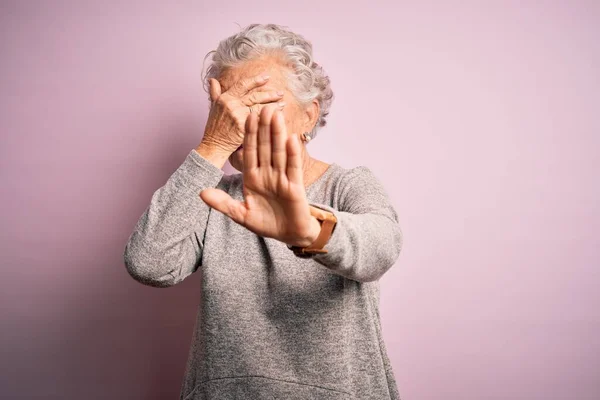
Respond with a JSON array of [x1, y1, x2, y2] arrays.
[[123, 149, 404, 399]]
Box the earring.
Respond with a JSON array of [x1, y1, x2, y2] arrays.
[[302, 132, 312, 143]]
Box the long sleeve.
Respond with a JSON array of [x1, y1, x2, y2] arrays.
[[308, 166, 403, 282], [123, 149, 225, 287]]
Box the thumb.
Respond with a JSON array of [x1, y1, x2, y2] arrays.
[[199, 188, 247, 225], [209, 78, 222, 102]]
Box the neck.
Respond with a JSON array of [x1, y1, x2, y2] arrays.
[[301, 146, 317, 188]]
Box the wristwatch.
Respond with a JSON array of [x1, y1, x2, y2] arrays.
[[288, 205, 337, 258]]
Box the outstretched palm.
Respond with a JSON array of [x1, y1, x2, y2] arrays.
[[200, 105, 319, 247]]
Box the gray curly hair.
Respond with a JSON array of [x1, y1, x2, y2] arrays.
[[201, 23, 334, 139]]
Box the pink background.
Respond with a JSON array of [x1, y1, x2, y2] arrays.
[[1, 1, 599, 399]]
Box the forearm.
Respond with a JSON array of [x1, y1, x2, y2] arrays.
[[308, 202, 403, 283], [123, 148, 225, 287]]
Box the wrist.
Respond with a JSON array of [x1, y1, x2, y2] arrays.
[[287, 206, 337, 257], [305, 216, 323, 247], [195, 142, 232, 169], [289, 215, 322, 248]]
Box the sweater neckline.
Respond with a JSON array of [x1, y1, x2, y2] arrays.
[[306, 162, 338, 193], [234, 163, 338, 194]]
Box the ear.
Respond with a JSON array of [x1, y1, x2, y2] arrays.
[[304, 99, 320, 132]]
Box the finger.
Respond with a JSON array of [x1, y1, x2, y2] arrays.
[[227, 74, 271, 97], [247, 103, 268, 116], [199, 188, 248, 226], [286, 133, 304, 186], [247, 99, 285, 119], [209, 78, 222, 102], [244, 112, 259, 171], [271, 110, 287, 171], [258, 103, 280, 168], [242, 90, 284, 106]]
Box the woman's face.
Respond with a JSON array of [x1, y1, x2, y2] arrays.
[[215, 55, 318, 171]]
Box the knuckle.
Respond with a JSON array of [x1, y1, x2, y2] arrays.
[[230, 82, 243, 94], [239, 80, 250, 91]]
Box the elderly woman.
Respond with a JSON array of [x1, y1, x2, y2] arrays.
[[124, 23, 403, 400]]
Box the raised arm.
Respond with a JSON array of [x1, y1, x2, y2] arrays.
[[308, 166, 403, 282], [123, 147, 225, 287], [124, 72, 287, 287]]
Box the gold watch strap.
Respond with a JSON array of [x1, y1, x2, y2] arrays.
[[289, 205, 337, 257]]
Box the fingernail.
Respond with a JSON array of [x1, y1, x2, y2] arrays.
[[276, 90, 284, 96], [260, 74, 271, 81], [278, 101, 286, 108]]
